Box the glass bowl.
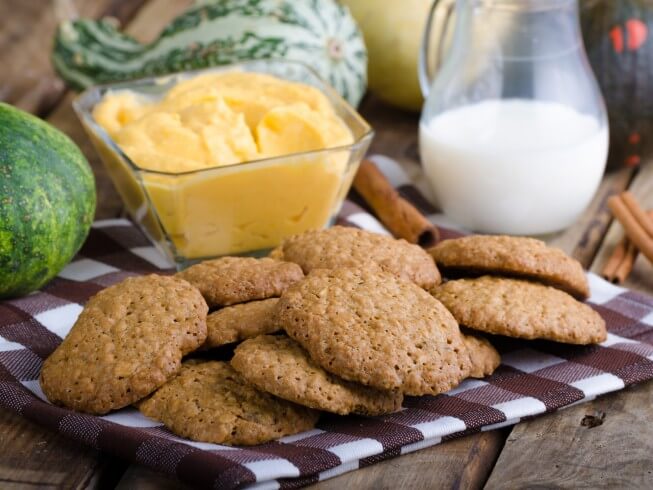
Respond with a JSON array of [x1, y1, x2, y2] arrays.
[[74, 60, 374, 269]]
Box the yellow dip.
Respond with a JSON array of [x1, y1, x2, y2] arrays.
[[92, 72, 355, 259]]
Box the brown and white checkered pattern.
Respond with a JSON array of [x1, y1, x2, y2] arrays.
[[2, 156, 653, 489]]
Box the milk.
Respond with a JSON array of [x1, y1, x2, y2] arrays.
[[419, 99, 608, 235]]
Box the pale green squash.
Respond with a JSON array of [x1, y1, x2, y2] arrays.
[[52, 0, 367, 106]]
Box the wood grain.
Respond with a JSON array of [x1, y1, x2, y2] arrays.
[[0, 407, 126, 489], [0, 0, 146, 115], [485, 381, 653, 489]]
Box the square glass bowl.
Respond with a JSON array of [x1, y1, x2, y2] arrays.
[[74, 60, 374, 269]]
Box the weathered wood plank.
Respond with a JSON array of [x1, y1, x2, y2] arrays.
[[485, 381, 653, 489], [0, 406, 123, 489], [0, 0, 146, 115]]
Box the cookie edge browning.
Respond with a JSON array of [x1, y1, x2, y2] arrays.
[[177, 257, 304, 307], [278, 268, 470, 396], [231, 335, 403, 416], [434, 276, 607, 345], [204, 298, 280, 348], [275, 226, 442, 290], [139, 361, 320, 446], [429, 235, 590, 299], [40, 274, 208, 415], [462, 334, 501, 379]]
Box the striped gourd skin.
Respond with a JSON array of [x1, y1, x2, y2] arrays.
[[52, 0, 367, 106], [0, 103, 96, 299]]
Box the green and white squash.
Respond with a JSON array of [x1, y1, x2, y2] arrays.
[[52, 0, 367, 107]]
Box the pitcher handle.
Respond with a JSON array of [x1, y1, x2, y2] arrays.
[[419, 0, 455, 98]]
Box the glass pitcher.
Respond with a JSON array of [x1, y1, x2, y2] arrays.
[[418, 0, 608, 235]]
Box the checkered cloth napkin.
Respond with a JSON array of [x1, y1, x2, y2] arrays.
[[2, 155, 653, 489]]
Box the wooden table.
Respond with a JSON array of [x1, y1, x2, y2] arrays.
[[3, 1, 653, 488]]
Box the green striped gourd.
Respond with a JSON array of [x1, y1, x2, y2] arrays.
[[52, 0, 367, 107], [0, 103, 96, 299]]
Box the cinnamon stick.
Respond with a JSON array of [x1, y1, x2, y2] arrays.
[[602, 236, 638, 284], [607, 192, 653, 265], [602, 236, 629, 282], [353, 159, 439, 247], [621, 192, 653, 238], [605, 192, 653, 283], [602, 207, 653, 283], [616, 240, 639, 284]]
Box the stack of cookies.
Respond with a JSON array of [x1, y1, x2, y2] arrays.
[[429, 235, 606, 345], [39, 227, 606, 446]]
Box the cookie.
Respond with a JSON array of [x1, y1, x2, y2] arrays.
[[177, 257, 303, 307], [429, 235, 589, 299], [204, 298, 280, 348], [138, 361, 319, 445], [462, 334, 501, 379], [268, 246, 284, 260], [232, 335, 403, 415], [277, 268, 470, 395], [40, 274, 208, 415], [433, 276, 606, 344], [273, 226, 440, 289]]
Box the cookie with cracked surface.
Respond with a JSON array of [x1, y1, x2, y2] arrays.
[[428, 235, 589, 299], [40, 274, 208, 415], [277, 268, 470, 395], [138, 361, 319, 445], [231, 335, 403, 415], [177, 257, 304, 307], [204, 298, 280, 349], [273, 226, 440, 289], [462, 334, 501, 379], [433, 276, 606, 344]]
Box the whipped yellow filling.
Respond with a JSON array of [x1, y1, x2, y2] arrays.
[[91, 72, 356, 259], [94, 72, 352, 172]]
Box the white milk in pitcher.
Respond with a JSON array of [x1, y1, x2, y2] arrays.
[[419, 99, 608, 235]]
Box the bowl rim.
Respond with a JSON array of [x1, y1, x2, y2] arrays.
[[72, 59, 375, 177]]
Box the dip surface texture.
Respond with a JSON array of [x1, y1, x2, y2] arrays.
[[91, 72, 357, 259], [93, 72, 353, 172]]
